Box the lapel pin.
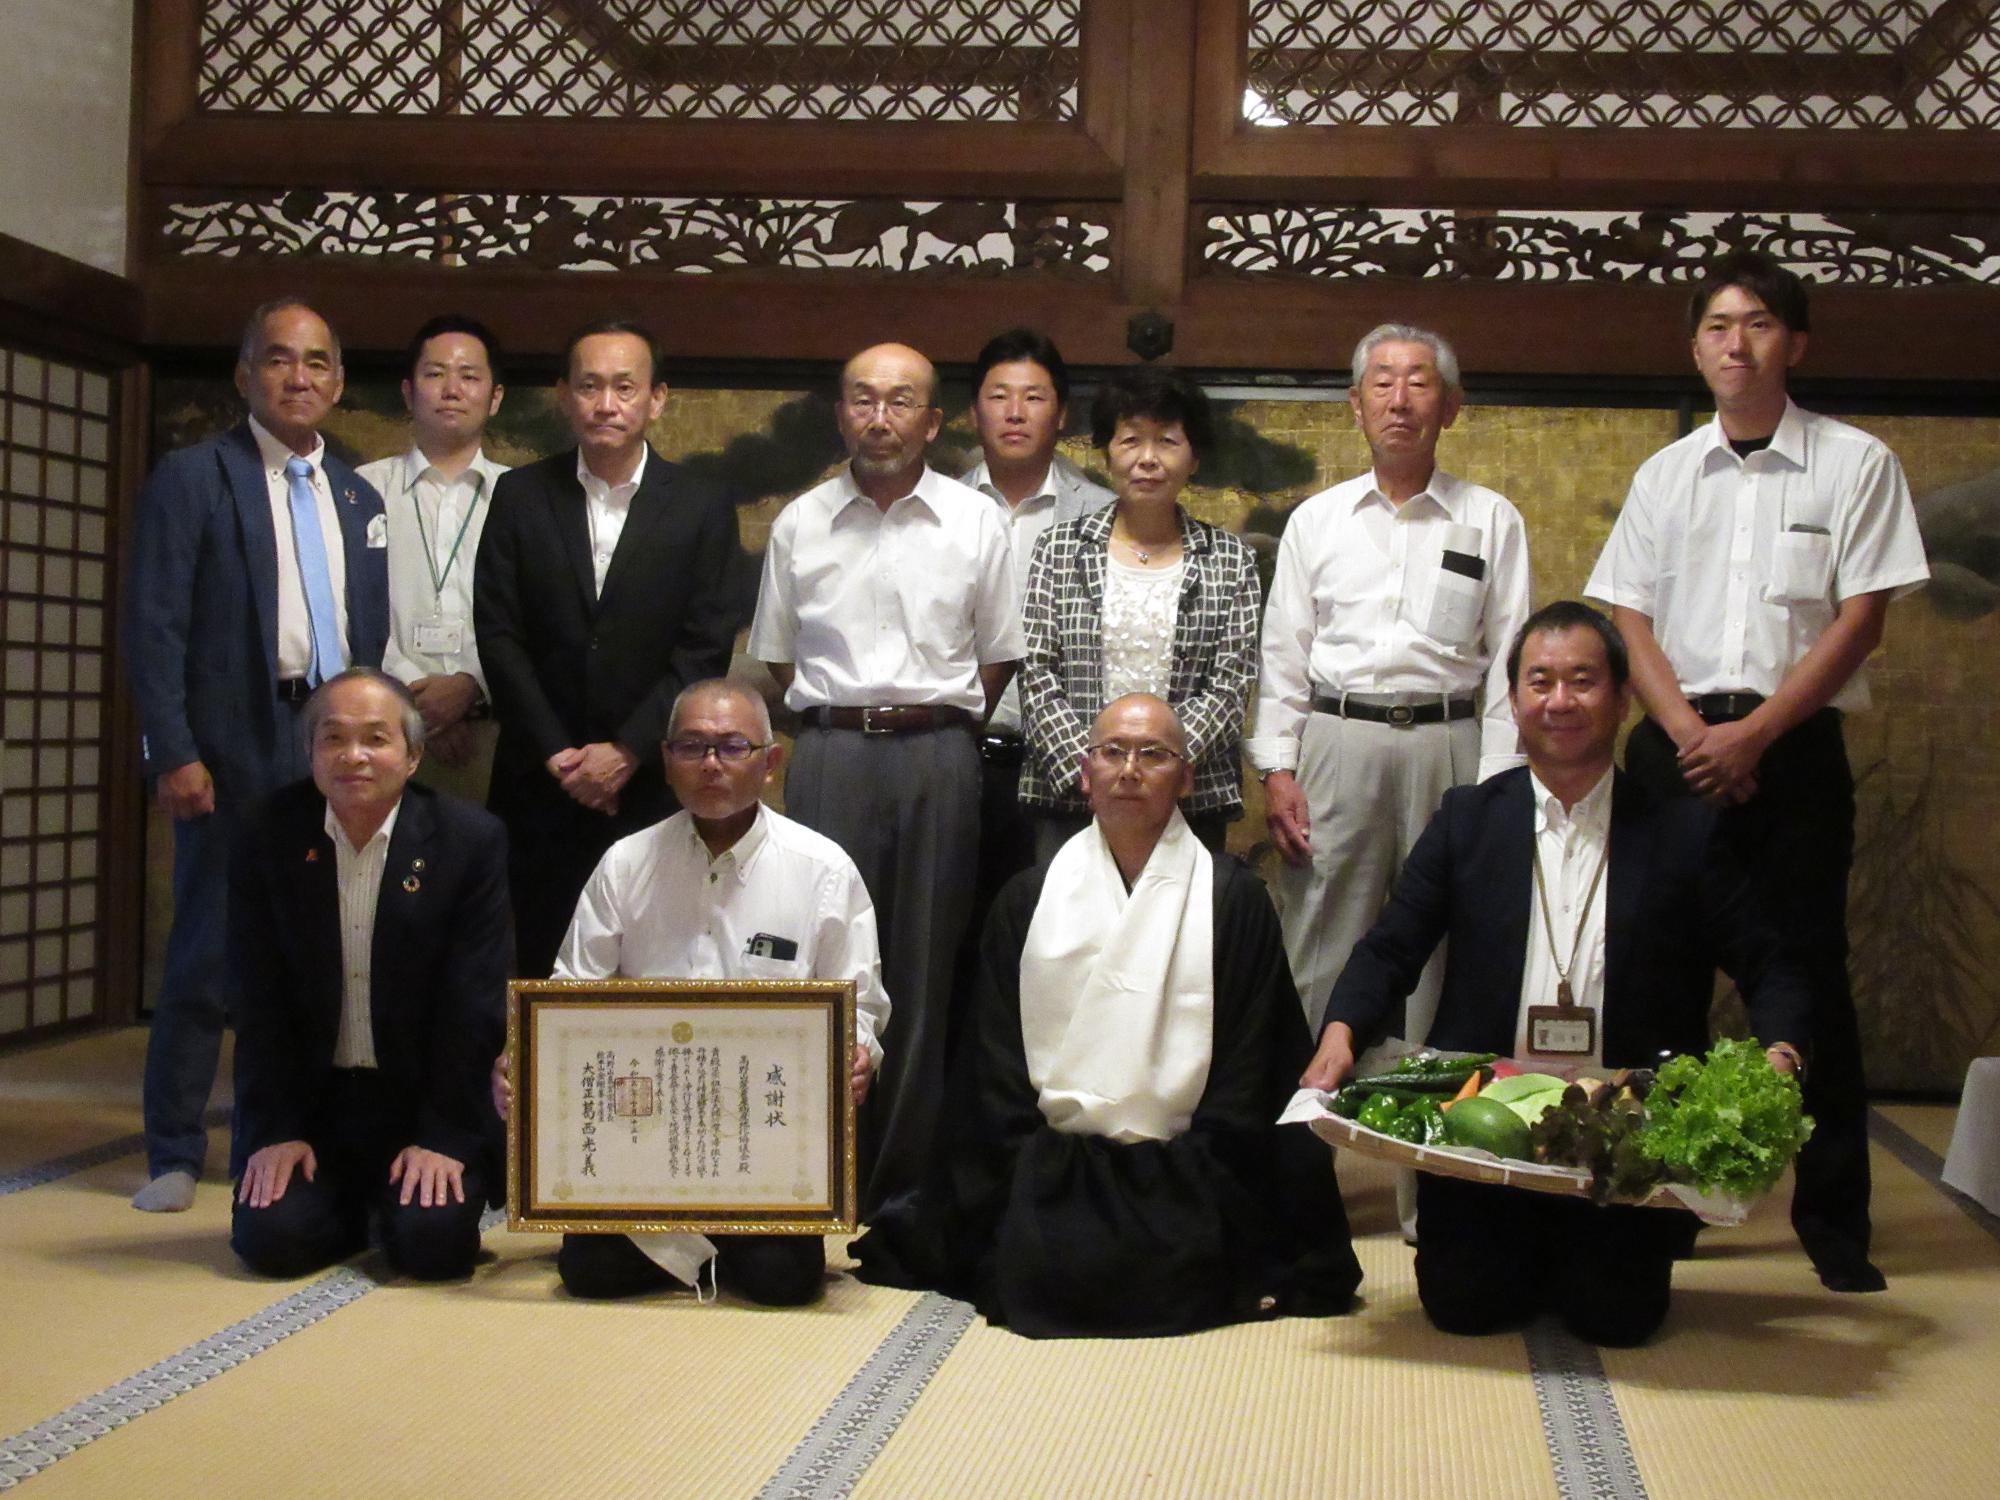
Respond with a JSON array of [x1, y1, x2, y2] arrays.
[[412, 858, 426, 873], [305, 848, 319, 863], [403, 875, 422, 894], [342, 487, 358, 505]]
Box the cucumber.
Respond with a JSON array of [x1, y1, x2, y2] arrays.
[[1353, 1063, 1488, 1093]]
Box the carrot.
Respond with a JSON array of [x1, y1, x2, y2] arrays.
[[1439, 1069, 1485, 1112]]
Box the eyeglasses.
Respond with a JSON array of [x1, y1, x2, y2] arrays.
[[1085, 741, 1184, 771], [665, 736, 768, 765], [843, 393, 929, 419]]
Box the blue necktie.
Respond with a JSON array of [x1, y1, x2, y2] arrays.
[[285, 456, 346, 686]]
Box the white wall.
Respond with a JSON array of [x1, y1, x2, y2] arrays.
[[0, 0, 133, 276]]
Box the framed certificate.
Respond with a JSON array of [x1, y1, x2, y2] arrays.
[[507, 979, 858, 1235]]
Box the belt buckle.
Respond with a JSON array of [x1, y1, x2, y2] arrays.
[[1386, 703, 1415, 728], [860, 707, 895, 735]]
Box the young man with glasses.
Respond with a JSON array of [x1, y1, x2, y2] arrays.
[[749, 341, 1021, 1220], [495, 677, 887, 1305]]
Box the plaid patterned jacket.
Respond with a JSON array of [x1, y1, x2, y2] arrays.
[[1017, 503, 1262, 815]]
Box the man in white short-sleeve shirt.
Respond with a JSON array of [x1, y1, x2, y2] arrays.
[[496, 678, 888, 1306], [749, 341, 1021, 1219], [1585, 249, 1929, 1295]]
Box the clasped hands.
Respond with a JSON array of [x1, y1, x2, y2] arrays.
[[409, 672, 482, 767], [546, 742, 638, 814], [1674, 717, 1770, 805]]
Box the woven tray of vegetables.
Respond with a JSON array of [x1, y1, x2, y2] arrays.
[[1279, 1039, 1813, 1225]]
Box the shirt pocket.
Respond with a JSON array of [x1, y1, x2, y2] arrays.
[[1421, 527, 1488, 646], [1767, 527, 1834, 606], [739, 952, 805, 983]]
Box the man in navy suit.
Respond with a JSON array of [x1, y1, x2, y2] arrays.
[[473, 319, 745, 977], [230, 669, 509, 1280], [125, 299, 389, 1211], [1303, 601, 1812, 1346]]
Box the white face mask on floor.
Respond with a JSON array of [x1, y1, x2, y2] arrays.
[[630, 1230, 718, 1296]]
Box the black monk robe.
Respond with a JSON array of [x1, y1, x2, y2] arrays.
[[857, 852, 1362, 1338]]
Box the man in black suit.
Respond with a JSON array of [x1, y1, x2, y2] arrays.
[[1302, 601, 1812, 1346], [230, 669, 510, 1280], [125, 298, 389, 1212], [473, 319, 745, 975]]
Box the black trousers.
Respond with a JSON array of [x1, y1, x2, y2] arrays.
[[557, 1233, 826, 1307], [1625, 710, 1873, 1270], [1415, 1175, 1680, 1347], [230, 1071, 488, 1282]]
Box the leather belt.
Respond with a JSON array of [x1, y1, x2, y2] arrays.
[[978, 731, 1026, 768], [802, 705, 976, 735], [276, 678, 312, 705], [1690, 692, 1765, 721], [1309, 691, 1475, 728]]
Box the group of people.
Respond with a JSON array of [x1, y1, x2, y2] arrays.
[[121, 245, 1926, 1347]]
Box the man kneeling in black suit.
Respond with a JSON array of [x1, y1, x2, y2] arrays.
[[230, 668, 511, 1280], [1303, 602, 1812, 1346]]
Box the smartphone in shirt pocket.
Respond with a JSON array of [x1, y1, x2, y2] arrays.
[[741, 932, 803, 981]]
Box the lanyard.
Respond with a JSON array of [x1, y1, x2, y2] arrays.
[[1531, 817, 1610, 1010], [409, 466, 483, 603]]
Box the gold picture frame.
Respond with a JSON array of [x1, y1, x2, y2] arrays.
[[506, 978, 858, 1235]]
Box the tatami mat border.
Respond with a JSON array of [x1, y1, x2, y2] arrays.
[[0, 1108, 230, 1198], [0, 1264, 381, 1489], [0, 1205, 505, 1490], [0, 1099, 1983, 1494], [1868, 1107, 2000, 1243], [1526, 1317, 1649, 1500], [755, 1290, 976, 1500]]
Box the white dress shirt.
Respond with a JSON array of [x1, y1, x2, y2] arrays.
[[249, 415, 351, 681], [554, 804, 890, 1065], [1513, 768, 1612, 1071], [964, 454, 1115, 731], [748, 464, 1023, 714], [358, 446, 508, 694], [327, 800, 401, 1070], [1246, 467, 1532, 778], [1585, 400, 1930, 711], [578, 446, 648, 597]]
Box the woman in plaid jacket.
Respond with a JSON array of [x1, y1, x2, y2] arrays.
[[1017, 367, 1262, 857]]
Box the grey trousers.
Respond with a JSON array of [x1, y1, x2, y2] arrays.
[[1272, 712, 1481, 1035], [785, 724, 981, 1221]]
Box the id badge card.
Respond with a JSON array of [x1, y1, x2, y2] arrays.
[[413, 615, 466, 658], [1527, 1004, 1596, 1056]]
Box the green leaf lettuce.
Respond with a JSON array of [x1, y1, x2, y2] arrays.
[[1637, 1038, 1814, 1199]]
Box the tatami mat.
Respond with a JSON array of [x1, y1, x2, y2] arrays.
[[21, 1234, 919, 1500], [0, 1027, 228, 1177], [1875, 1098, 1959, 1159], [853, 1220, 1555, 1500], [3, 1032, 1997, 1499], [1607, 1134, 2000, 1500]]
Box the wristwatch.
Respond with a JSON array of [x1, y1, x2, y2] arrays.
[[1766, 1041, 1807, 1080]]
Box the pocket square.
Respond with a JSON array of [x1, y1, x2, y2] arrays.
[[366, 513, 388, 548]]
